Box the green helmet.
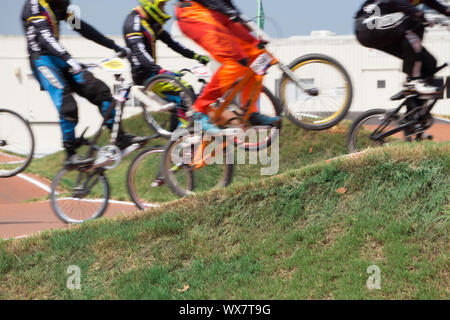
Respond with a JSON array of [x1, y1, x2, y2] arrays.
[[138, 0, 172, 26]]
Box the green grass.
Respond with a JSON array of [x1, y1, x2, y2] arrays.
[[25, 116, 349, 203], [1, 142, 449, 299]]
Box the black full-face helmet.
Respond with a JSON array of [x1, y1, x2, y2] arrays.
[[48, 0, 71, 20]]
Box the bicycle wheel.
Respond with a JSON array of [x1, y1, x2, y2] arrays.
[[127, 146, 193, 210], [234, 86, 283, 152], [347, 109, 405, 153], [161, 128, 234, 198], [0, 109, 35, 178], [51, 168, 110, 224], [280, 54, 353, 130], [141, 75, 196, 138]]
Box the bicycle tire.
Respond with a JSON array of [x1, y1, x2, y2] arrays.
[[51, 168, 110, 224], [279, 54, 353, 131], [347, 109, 402, 153], [0, 109, 35, 178], [160, 128, 234, 198], [141, 74, 196, 138], [127, 146, 194, 210]]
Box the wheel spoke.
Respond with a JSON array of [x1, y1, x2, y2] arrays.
[[51, 169, 109, 224]]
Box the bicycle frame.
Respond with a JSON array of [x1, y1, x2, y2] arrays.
[[370, 68, 448, 142], [241, 16, 318, 95], [78, 57, 182, 165]]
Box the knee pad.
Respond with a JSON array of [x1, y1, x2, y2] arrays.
[[60, 90, 78, 124], [79, 71, 113, 106]]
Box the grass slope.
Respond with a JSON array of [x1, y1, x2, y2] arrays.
[[25, 117, 349, 203], [1, 142, 449, 299]]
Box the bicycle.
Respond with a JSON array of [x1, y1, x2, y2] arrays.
[[347, 19, 449, 153], [158, 14, 353, 197], [50, 56, 195, 223], [0, 108, 35, 178], [126, 64, 211, 210]]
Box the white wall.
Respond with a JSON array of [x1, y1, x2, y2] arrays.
[[0, 25, 448, 155]]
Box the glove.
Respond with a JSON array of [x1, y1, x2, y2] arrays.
[[194, 54, 210, 65], [66, 58, 83, 74], [115, 46, 131, 58], [159, 69, 182, 78]]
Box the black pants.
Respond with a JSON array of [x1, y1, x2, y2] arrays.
[[355, 16, 437, 79]]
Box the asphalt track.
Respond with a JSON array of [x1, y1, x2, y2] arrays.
[[0, 173, 141, 240], [0, 120, 448, 240]]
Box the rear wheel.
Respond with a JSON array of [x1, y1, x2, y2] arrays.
[[50, 169, 109, 224], [347, 109, 404, 153], [280, 54, 353, 130], [0, 109, 34, 177]]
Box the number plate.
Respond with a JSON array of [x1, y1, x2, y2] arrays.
[[100, 58, 127, 73], [250, 53, 274, 75]]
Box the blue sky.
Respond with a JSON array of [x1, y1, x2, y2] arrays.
[[1, 0, 363, 37]]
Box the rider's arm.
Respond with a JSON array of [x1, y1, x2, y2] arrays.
[[126, 33, 162, 74], [159, 30, 196, 59], [422, 0, 449, 15], [73, 19, 123, 52], [29, 18, 71, 61]]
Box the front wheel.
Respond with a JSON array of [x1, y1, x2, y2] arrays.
[[160, 128, 234, 198], [347, 109, 404, 153], [50, 168, 110, 224], [280, 54, 353, 130], [0, 109, 35, 177], [127, 146, 193, 210]]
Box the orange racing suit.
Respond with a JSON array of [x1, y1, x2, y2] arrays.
[[176, 1, 268, 114]]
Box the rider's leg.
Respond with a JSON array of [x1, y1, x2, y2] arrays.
[[69, 71, 148, 150], [32, 56, 93, 165], [401, 30, 438, 94], [233, 35, 281, 126], [69, 71, 116, 129]]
